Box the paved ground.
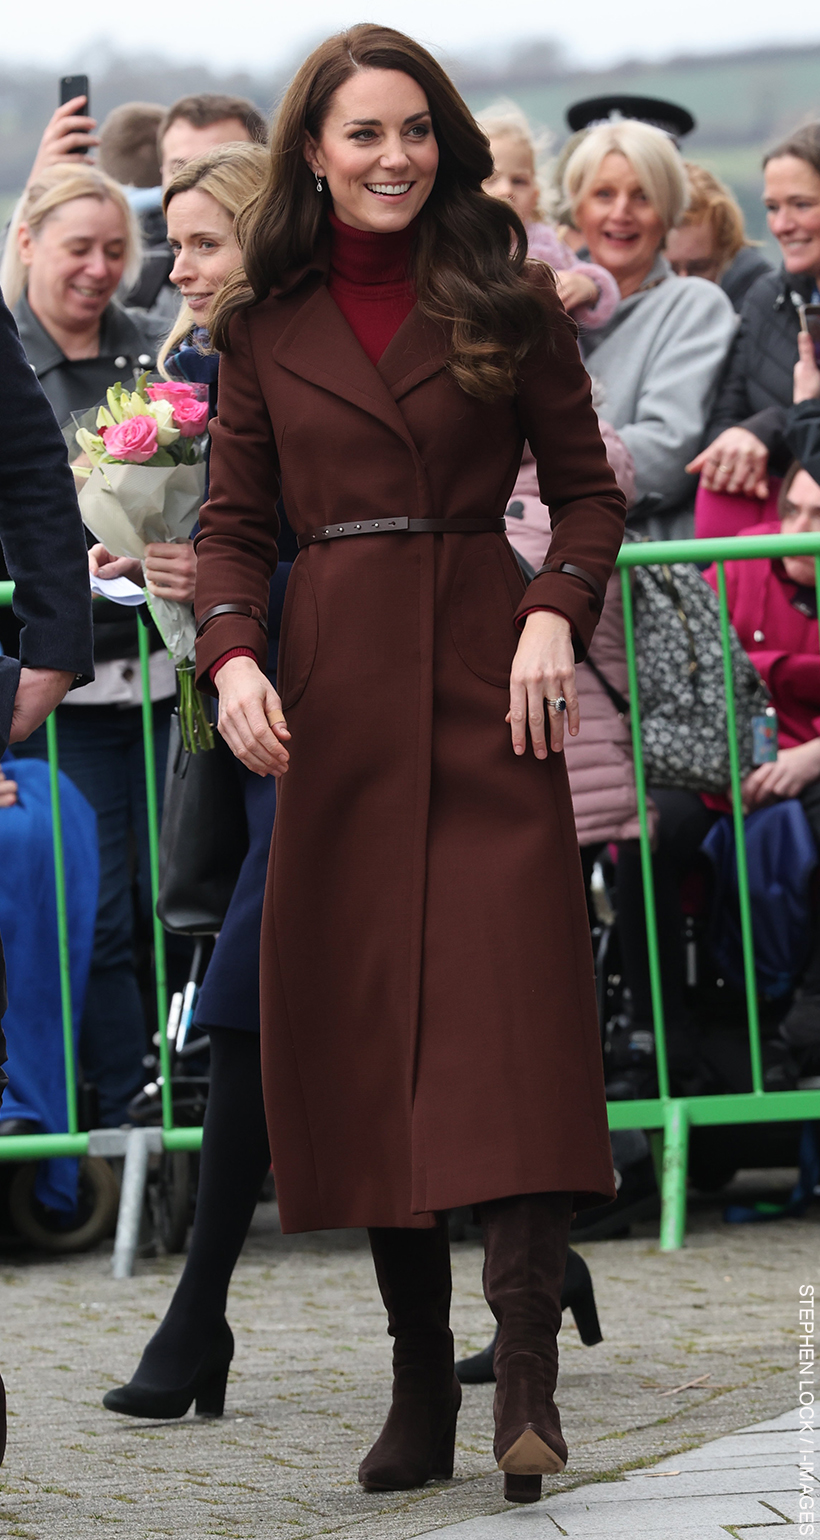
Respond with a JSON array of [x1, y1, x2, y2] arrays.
[[0, 1172, 814, 1539], [438, 1406, 811, 1536]]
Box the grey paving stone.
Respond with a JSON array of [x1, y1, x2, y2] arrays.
[[0, 1174, 815, 1538]]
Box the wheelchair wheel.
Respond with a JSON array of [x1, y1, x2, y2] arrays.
[[153, 1149, 193, 1253], [8, 1157, 119, 1253]]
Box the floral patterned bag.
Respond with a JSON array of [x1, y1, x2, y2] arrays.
[[631, 559, 770, 794]]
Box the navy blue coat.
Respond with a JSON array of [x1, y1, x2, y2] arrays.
[[169, 341, 292, 1035]]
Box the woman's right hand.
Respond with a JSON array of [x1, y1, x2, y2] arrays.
[[214, 656, 291, 777], [27, 97, 98, 183], [88, 544, 143, 585], [686, 427, 770, 499]]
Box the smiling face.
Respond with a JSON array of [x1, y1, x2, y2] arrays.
[[574, 151, 666, 297], [764, 155, 820, 277], [304, 67, 439, 233], [19, 195, 127, 332], [166, 187, 242, 323], [484, 135, 540, 225]]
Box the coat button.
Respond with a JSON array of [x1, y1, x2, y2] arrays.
[[114, 356, 128, 369], [754, 629, 765, 642], [138, 354, 152, 366]]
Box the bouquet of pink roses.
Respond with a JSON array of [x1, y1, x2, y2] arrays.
[[73, 376, 212, 750]]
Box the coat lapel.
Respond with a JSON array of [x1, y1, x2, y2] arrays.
[[272, 281, 420, 453], [376, 306, 449, 402]]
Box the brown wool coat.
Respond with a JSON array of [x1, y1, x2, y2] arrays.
[[194, 254, 626, 1233]]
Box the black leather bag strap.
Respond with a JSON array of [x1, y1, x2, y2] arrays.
[[583, 654, 630, 718]]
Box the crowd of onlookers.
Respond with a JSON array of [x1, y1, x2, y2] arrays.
[[2, 74, 820, 1200]]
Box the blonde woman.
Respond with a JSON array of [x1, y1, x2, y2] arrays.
[[480, 102, 618, 328], [0, 163, 156, 433], [566, 120, 737, 539], [102, 141, 299, 1427]]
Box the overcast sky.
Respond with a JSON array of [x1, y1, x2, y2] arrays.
[[4, 0, 820, 75]]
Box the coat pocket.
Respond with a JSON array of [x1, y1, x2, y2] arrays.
[[450, 538, 525, 689], [277, 557, 318, 709]]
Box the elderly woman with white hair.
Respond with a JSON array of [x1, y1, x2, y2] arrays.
[[566, 120, 737, 539]]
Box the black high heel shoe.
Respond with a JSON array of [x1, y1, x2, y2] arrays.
[[455, 1248, 602, 1383], [103, 1319, 234, 1420]]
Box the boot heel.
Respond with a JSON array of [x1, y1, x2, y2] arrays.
[[569, 1282, 603, 1346], [195, 1364, 229, 1417], [562, 1248, 603, 1347], [431, 1402, 459, 1478], [504, 1473, 541, 1503]]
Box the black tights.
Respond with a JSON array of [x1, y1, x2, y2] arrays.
[[135, 1026, 270, 1387]]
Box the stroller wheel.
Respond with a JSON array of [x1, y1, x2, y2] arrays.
[[153, 1149, 194, 1253], [8, 1157, 119, 1253]]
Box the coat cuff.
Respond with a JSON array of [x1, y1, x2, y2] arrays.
[[514, 573, 602, 661], [195, 616, 268, 695]]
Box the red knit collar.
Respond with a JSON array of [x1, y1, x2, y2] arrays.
[[328, 209, 416, 287]]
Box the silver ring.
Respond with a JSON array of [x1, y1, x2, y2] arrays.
[[546, 696, 567, 713]]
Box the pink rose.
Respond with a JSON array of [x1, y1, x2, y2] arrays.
[[102, 415, 158, 463], [170, 397, 210, 437], [145, 381, 199, 404]]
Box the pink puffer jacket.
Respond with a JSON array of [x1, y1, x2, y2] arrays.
[[525, 222, 620, 330], [506, 433, 654, 845]]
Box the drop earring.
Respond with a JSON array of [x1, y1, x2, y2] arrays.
[[315, 173, 323, 194]]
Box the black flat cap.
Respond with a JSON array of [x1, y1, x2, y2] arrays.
[[566, 94, 696, 141]]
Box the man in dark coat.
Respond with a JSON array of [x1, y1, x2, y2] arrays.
[[0, 287, 95, 1466]]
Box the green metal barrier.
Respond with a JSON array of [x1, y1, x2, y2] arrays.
[[614, 532, 820, 1249], [0, 581, 203, 1176], [2, 532, 820, 1248]]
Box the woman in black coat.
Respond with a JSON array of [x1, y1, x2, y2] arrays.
[[689, 123, 820, 506]]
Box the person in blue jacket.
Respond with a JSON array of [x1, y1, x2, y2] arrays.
[[94, 144, 295, 1419], [0, 286, 95, 1464]]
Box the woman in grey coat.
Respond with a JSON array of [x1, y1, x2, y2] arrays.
[[564, 120, 737, 542]]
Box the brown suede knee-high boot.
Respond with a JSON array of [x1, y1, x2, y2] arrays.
[[480, 1191, 573, 1504], [358, 1221, 462, 1491]]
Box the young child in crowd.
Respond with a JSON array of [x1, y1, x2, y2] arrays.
[[479, 101, 619, 330]]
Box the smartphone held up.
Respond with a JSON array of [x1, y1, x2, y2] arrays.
[[59, 74, 91, 154]]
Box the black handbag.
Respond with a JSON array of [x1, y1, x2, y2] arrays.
[[157, 710, 249, 934]]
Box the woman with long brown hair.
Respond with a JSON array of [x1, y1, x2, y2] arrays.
[[194, 24, 625, 1503]]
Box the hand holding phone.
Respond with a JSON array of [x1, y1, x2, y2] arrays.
[[25, 79, 97, 185]]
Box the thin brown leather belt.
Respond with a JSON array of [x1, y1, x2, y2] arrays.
[[297, 516, 506, 548]]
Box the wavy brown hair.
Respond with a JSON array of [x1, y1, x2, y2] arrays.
[[210, 24, 554, 399]]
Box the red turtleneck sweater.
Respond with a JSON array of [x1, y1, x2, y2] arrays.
[[327, 210, 416, 363]]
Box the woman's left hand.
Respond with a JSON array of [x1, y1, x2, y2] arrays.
[[144, 541, 197, 604], [554, 270, 599, 313], [741, 739, 820, 810], [507, 610, 579, 758], [794, 330, 820, 404]]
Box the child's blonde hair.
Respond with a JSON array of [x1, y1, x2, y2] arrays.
[[476, 99, 553, 222]]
